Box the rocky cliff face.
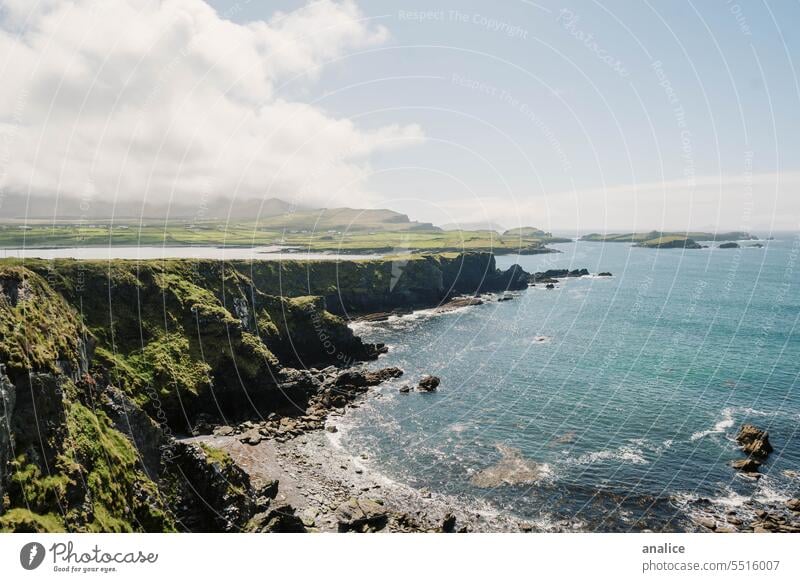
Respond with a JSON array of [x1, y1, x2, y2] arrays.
[[0, 366, 13, 514], [0, 253, 529, 532]]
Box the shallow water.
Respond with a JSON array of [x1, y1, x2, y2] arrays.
[[0, 245, 381, 260], [343, 237, 800, 531]]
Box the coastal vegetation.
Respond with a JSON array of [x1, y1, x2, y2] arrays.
[[0, 196, 568, 255], [0, 222, 566, 255], [0, 252, 528, 532]]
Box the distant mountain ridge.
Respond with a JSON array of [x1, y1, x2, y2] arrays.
[[0, 194, 439, 232], [440, 221, 507, 233]]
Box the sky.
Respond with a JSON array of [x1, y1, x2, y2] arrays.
[[1, 0, 798, 232]]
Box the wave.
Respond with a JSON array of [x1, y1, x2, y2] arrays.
[[689, 405, 794, 442], [690, 408, 735, 441], [570, 442, 649, 466]]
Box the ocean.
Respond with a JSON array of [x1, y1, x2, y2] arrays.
[[341, 237, 800, 531]]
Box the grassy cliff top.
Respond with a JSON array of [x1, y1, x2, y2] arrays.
[[0, 222, 563, 254], [580, 230, 755, 243]]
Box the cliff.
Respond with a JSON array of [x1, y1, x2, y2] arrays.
[[0, 252, 527, 532]]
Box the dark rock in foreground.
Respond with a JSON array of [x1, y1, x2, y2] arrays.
[[335, 498, 388, 532], [441, 513, 457, 533], [248, 504, 306, 533]]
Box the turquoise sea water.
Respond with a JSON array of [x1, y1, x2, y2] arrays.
[[342, 237, 800, 531]]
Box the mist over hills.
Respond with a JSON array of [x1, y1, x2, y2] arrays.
[[0, 194, 439, 232]]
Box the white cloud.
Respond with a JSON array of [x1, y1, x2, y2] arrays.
[[0, 0, 422, 210]]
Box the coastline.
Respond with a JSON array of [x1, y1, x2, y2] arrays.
[[179, 282, 600, 533], [185, 420, 542, 533], [2, 250, 798, 533]]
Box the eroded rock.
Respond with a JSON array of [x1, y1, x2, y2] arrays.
[[731, 458, 761, 472], [736, 424, 773, 457], [418, 375, 440, 392], [335, 498, 388, 532]]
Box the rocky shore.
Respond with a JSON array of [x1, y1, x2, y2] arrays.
[[0, 252, 540, 532], [686, 424, 800, 533], [9, 251, 787, 534], [183, 365, 537, 533]]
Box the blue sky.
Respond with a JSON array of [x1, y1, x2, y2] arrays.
[[204, 0, 800, 231], [3, 1, 798, 231]]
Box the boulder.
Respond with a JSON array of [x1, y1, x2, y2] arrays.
[[696, 517, 716, 530], [418, 375, 441, 392], [248, 504, 306, 533], [437, 296, 483, 312], [256, 479, 279, 500], [532, 268, 589, 281], [735, 424, 773, 457], [441, 513, 457, 533], [731, 458, 761, 472], [335, 498, 388, 532], [786, 499, 800, 512], [335, 367, 403, 388], [598, 272, 613, 277], [399, 384, 411, 393], [365, 367, 404, 384]]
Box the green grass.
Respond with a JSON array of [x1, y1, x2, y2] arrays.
[[581, 230, 753, 244], [0, 221, 565, 254], [0, 265, 86, 377], [635, 235, 693, 247], [0, 508, 65, 532]]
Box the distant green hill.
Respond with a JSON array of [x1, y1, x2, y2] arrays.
[[503, 226, 572, 243], [254, 206, 439, 232], [580, 231, 755, 246], [0, 194, 439, 232]]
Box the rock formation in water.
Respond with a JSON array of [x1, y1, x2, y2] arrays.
[[735, 424, 773, 457]]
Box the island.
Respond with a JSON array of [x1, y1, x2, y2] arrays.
[[580, 230, 756, 249]]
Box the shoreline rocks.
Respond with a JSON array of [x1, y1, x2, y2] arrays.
[[417, 375, 440, 392], [735, 424, 773, 457], [335, 498, 389, 532], [731, 458, 761, 473], [530, 268, 589, 283]]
